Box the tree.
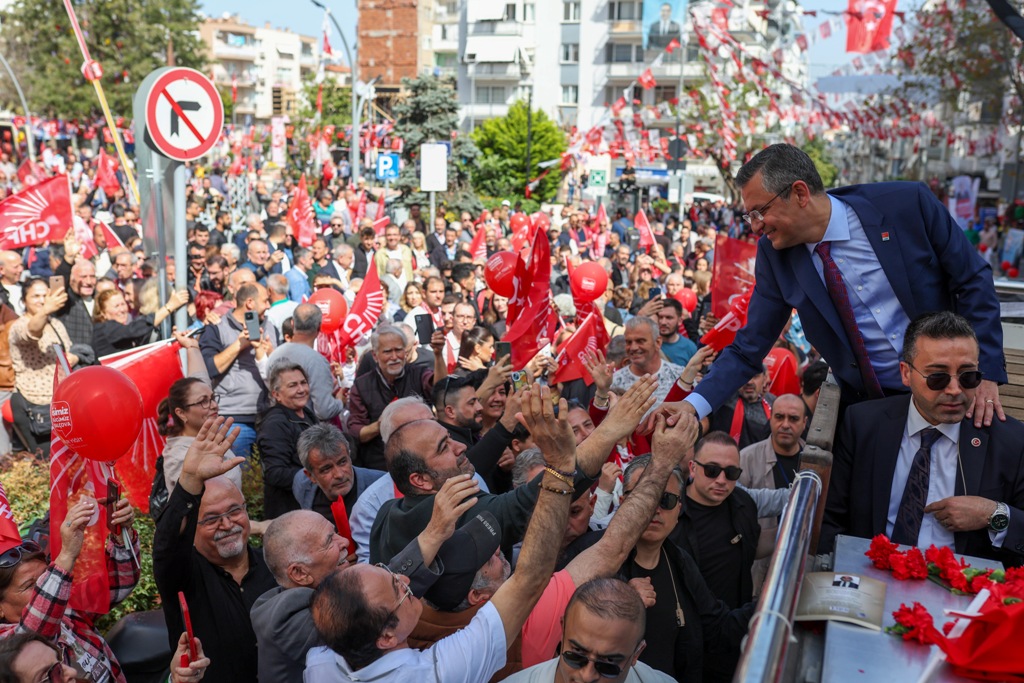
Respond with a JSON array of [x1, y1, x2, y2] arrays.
[[471, 100, 567, 202], [297, 77, 352, 130], [803, 139, 838, 188], [391, 74, 481, 213], [0, 0, 206, 118]]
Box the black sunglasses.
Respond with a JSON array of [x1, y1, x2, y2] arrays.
[[692, 460, 743, 481], [561, 650, 626, 678], [907, 365, 983, 391], [623, 489, 680, 511], [0, 540, 41, 569]]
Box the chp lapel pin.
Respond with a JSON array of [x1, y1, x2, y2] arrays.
[[881, 231, 890, 242], [971, 437, 981, 447]]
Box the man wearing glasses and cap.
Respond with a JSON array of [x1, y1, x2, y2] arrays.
[[820, 312, 1024, 566]]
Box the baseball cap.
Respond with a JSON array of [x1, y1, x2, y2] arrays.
[[501, 200, 511, 207], [423, 512, 502, 611]]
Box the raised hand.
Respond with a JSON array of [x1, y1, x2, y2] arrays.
[[602, 375, 658, 441], [650, 412, 700, 466], [55, 497, 97, 572], [108, 497, 136, 534], [178, 416, 243, 494], [173, 329, 200, 350], [583, 349, 613, 395], [170, 632, 211, 683], [418, 473, 481, 566], [517, 385, 575, 473]]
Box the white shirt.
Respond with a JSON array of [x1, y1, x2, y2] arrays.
[[887, 399, 1008, 549], [504, 657, 675, 683], [304, 601, 506, 683]]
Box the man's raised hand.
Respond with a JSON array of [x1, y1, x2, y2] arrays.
[[603, 375, 658, 441], [517, 385, 575, 473], [650, 412, 699, 466], [178, 416, 243, 494]]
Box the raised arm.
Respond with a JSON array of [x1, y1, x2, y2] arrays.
[[489, 386, 575, 646], [574, 376, 658, 477]]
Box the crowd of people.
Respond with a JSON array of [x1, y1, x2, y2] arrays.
[[1, 141, 1023, 683]]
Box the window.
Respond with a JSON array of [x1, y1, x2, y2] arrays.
[[523, 2, 535, 21], [504, 3, 516, 21], [653, 85, 677, 102], [561, 43, 579, 63], [475, 85, 507, 104], [608, 1, 639, 20], [561, 85, 579, 104], [443, 0, 458, 13], [563, 1, 580, 22], [606, 43, 641, 63]]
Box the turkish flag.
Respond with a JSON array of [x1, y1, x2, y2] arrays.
[[0, 175, 72, 250], [553, 312, 603, 384], [101, 340, 184, 512], [764, 347, 801, 397], [469, 224, 488, 263], [16, 157, 45, 187], [638, 69, 657, 90], [288, 174, 317, 247], [510, 219, 533, 253], [506, 225, 552, 368], [49, 361, 113, 614], [846, 0, 898, 53], [710, 233, 757, 319], [666, 38, 681, 53], [96, 149, 121, 198], [336, 257, 385, 349], [634, 209, 655, 251]]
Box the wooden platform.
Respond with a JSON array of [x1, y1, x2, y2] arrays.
[[1001, 348, 1024, 421]]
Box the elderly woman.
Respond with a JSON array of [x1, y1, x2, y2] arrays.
[[0, 496, 140, 682], [9, 279, 79, 456], [91, 287, 188, 357], [256, 361, 319, 518]]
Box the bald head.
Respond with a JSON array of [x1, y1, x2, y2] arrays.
[[0, 251, 22, 285], [263, 510, 348, 588], [228, 268, 257, 298], [379, 397, 433, 444], [70, 259, 97, 297]]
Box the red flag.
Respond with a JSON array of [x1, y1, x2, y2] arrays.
[[506, 225, 552, 368], [638, 69, 657, 90], [355, 190, 368, 221], [819, 20, 832, 39], [764, 347, 801, 397], [16, 158, 45, 187], [287, 174, 317, 247], [710, 233, 757, 319], [846, 0, 898, 53], [553, 312, 603, 384], [634, 210, 655, 251], [330, 498, 355, 553], [510, 218, 533, 252], [336, 258, 386, 348], [666, 38, 681, 53], [592, 202, 608, 231], [701, 287, 751, 351], [469, 225, 488, 263], [96, 149, 121, 199], [101, 341, 184, 512], [0, 175, 72, 250], [231, 73, 238, 104], [372, 215, 389, 236], [375, 191, 386, 222], [711, 7, 729, 30], [611, 97, 627, 116], [0, 479, 22, 555], [49, 358, 113, 614]]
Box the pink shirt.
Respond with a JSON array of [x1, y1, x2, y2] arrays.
[[521, 569, 577, 667]]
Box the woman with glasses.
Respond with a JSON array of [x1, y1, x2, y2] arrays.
[[0, 496, 140, 683], [91, 287, 188, 358], [156, 331, 242, 497]]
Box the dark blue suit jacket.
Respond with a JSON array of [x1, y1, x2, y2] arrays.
[[694, 182, 1005, 409], [820, 395, 1024, 567]]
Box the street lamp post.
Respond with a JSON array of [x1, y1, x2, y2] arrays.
[[310, 0, 360, 185], [0, 51, 37, 163]]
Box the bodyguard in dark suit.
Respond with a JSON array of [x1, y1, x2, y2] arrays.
[[677, 144, 1005, 429], [820, 312, 1024, 567]]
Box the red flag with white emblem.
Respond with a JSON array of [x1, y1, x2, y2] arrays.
[[0, 175, 72, 249], [288, 174, 318, 247], [505, 225, 552, 368], [469, 224, 488, 263], [634, 209, 655, 252], [553, 312, 603, 384], [336, 258, 385, 349], [96, 149, 121, 198]]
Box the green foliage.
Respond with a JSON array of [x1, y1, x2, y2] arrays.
[[97, 515, 159, 632], [3, 453, 50, 531], [803, 139, 839, 188], [391, 75, 481, 214], [471, 100, 567, 202], [0, 0, 207, 118], [297, 78, 353, 130], [479, 196, 541, 214]]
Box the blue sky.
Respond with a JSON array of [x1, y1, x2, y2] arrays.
[[197, 0, 852, 81]]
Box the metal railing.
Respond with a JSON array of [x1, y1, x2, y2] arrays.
[[732, 470, 822, 683]]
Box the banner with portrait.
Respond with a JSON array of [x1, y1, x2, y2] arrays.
[[642, 0, 688, 52]]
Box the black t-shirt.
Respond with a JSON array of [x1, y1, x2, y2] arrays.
[[630, 553, 695, 680], [687, 499, 744, 609], [311, 476, 361, 527], [772, 451, 801, 489]]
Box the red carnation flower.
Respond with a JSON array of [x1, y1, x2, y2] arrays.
[[890, 547, 929, 581], [890, 602, 942, 645], [867, 535, 900, 570]]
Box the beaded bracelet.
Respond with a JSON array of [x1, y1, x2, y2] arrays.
[[539, 483, 572, 496]]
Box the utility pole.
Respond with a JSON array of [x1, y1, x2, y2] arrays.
[[311, 0, 360, 185], [525, 86, 533, 197], [0, 52, 36, 163]]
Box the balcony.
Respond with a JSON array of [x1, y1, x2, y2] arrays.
[[605, 61, 703, 80], [609, 19, 641, 35], [213, 42, 257, 61], [462, 102, 510, 122], [468, 20, 523, 36], [468, 62, 521, 80]]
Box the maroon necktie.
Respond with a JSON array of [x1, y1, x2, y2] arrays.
[[891, 428, 941, 546], [814, 241, 883, 399]]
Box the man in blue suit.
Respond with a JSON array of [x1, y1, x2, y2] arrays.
[[675, 144, 1005, 428]]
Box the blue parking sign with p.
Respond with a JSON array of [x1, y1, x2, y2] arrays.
[[376, 153, 400, 180]]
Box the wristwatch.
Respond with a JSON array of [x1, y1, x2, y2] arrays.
[[989, 502, 1010, 532]]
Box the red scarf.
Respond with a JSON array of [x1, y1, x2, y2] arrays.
[[730, 397, 771, 444]]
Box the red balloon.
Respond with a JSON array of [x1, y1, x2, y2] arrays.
[[1010, 268, 1020, 279], [979, 244, 988, 253], [309, 288, 348, 333], [674, 287, 698, 313], [570, 261, 609, 303], [509, 213, 530, 231], [531, 211, 551, 230], [1, 399, 11, 424], [51, 366, 143, 462], [1002, 260, 1012, 271], [485, 251, 518, 297]]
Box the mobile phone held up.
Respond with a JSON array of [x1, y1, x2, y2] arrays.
[[178, 592, 198, 662], [244, 310, 261, 342], [414, 314, 434, 345], [495, 341, 512, 360], [105, 478, 121, 534]]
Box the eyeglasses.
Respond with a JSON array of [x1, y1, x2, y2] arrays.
[[741, 184, 793, 225], [184, 395, 216, 410], [622, 489, 680, 511], [907, 365, 983, 391], [197, 504, 246, 528], [0, 540, 41, 569], [692, 459, 743, 481], [375, 563, 413, 631], [560, 643, 643, 679], [41, 660, 63, 683], [440, 376, 456, 408]]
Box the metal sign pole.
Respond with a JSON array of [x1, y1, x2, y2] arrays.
[[429, 191, 436, 233], [173, 165, 187, 333]]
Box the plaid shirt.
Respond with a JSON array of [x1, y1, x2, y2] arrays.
[[0, 532, 140, 683]]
